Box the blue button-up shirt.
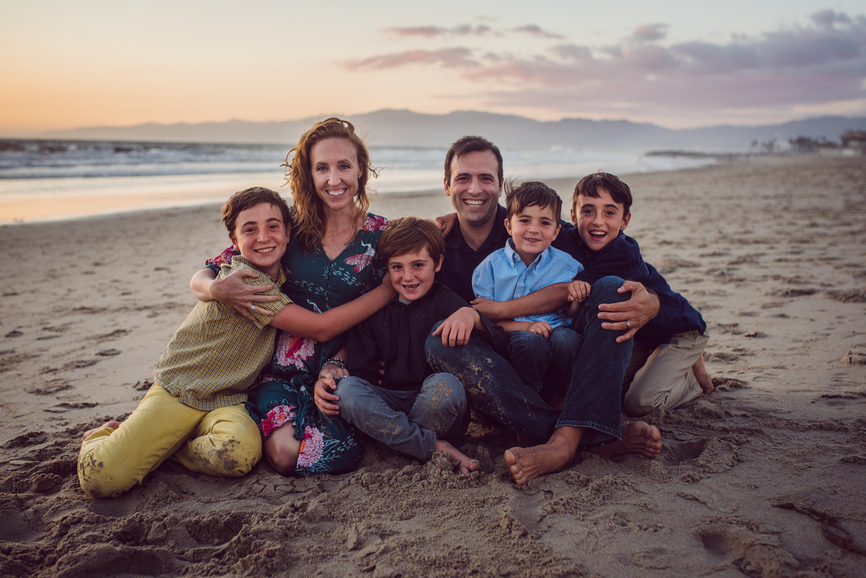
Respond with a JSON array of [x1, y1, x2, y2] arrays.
[[472, 240, 584, 328]]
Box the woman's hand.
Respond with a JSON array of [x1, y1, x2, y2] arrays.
[[320, 363, 349, 380], [211, 270, 281, 321], [314, 372, 341, 416]]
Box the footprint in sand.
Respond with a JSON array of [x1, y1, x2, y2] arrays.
[[693, 519, 797, 574]]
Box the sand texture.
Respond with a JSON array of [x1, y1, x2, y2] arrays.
[[1, 156, 865, 577]]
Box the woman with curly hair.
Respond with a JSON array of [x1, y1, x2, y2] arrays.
[[192, 118, 391, 476]]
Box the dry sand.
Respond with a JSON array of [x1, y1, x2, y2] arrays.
[[1, 155, 865, 577]]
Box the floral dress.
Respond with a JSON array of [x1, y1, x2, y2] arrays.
[[206, 213, 388, 475]]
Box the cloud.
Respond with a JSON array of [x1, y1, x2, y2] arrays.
[[350, 11, 866, 118], [632, 24, 669, 42], [811, 9, 851, 28], [513, 25, 564, 40], [343, 48, 479, 70], [385, 25, 491, 38]]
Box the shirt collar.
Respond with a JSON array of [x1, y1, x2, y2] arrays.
[[446, 205, 509, 253]]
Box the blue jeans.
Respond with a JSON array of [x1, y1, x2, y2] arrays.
[[506, 326, 582, 396], [426, 276, 632, 448], [336, 373, 470, 461]]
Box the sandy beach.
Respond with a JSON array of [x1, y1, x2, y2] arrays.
[[1, 155, 864, 577]]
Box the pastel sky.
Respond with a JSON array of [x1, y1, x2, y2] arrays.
[[2, 0, 865, 134]]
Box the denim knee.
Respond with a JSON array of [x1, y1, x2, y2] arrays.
[[333, 376, 369, 417], [586, 276, 628, 309]]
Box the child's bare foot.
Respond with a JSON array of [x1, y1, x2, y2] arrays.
[[434, 440, 479, 474], [504, 426, 581, 485], [591, 421, 661, 458], [692, 353, 713, 393], [82, 420, 120, 441]]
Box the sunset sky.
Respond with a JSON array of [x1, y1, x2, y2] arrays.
[[2, 0, 865, 134]]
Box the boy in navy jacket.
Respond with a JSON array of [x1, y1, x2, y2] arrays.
[[563, 172, 712, 416]]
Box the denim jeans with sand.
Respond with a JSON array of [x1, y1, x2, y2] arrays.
[[426, 276, 632, 448], [506, 325, 582, 396], [336, 373, 469, 461]]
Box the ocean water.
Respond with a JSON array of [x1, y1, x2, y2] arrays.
[[0, 139, 716, 222]]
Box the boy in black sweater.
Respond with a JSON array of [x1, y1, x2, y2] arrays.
[[313, 217, 506, 473]]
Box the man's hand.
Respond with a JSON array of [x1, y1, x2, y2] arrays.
[[435, 212, 458, 237], [597, 280, 659, 343], [211, 270, 280, 321], [432, 307, 479, 347], [568, 280, 592, 303], [314, 373, 341, 416], [527, 321, 552, 339]]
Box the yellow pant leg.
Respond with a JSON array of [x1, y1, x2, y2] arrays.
[[172, 403, 262, 477], [78, 384, 205, 498]]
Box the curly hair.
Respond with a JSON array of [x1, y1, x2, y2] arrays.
[[282, 117, 378, 251]]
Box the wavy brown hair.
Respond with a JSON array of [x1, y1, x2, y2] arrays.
[[378, 217, 445, 264], [283, 117, 377, 251]]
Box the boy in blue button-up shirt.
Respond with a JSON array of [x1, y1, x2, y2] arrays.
[[473, 182, 591, 404]]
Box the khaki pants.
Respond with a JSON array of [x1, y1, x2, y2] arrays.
[[622, 330, 709, 417], [78, 384, 261, 498]]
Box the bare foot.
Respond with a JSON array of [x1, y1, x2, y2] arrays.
[[82, 420, 120, 441], [504, 426, 582, 485], [692, 353, 713, 393], [435, 440, 479, 474], [591, 421, 661, 458]]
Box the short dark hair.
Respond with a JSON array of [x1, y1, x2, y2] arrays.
[[222, 187, 291, 240], [505, 181, 562, 221], [443, 135, 503, 186], [378, 217, 445, 263], [574, 172, 633, 215]]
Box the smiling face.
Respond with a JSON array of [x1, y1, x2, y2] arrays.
[[310, 137, 361, 214], [571, 187, 631, 252], [505, 203, 561, 266], [444, 150, 502, 229], [387, 247, 443, 302], [231, 202, 290, 279]]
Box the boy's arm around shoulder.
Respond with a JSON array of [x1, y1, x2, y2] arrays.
[[189, 248, 279, 321], [226, 263, 291, 328]]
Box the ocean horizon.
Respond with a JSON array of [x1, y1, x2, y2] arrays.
[[0, 138, 717, 224]]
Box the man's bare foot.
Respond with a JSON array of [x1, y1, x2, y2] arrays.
[[504, 426, 582, 485], [82, 420, 120, 441], [591, 421, 661, 458], [435, 440, 479, 474], [692, 353, 713, 393]]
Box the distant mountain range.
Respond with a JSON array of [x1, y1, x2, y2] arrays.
[[37, 109, 866, 153]]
